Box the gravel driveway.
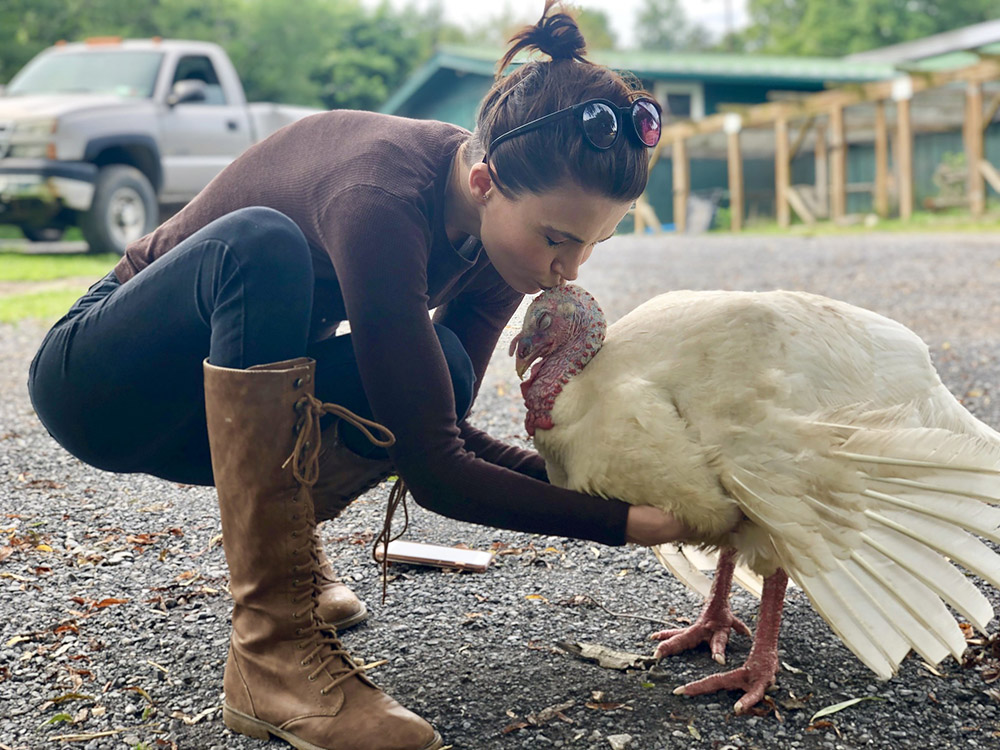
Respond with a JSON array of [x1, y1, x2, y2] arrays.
[[3, 232, 1000, 750]]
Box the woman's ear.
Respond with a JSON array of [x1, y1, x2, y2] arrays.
[[468, 162, 493, 205]]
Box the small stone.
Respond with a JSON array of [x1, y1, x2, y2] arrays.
[[607, 734, 632, 750]]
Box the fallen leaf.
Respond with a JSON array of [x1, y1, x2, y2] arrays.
[[169, 705, 219, 725], [809, 696, 885, 724], [556, 641, 656, 671], [94, 598, 128, 608]]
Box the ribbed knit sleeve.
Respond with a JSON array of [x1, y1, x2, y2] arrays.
[[320, 184, 629, 545]]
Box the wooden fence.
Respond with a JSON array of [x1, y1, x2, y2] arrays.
[[641, 57, 1000, 232]]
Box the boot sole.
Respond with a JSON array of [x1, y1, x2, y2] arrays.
[[223, 704, 443, 750], [326, 603, 369, 631]]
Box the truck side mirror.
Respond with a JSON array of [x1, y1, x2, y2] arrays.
[[167, 79, 207, 108]]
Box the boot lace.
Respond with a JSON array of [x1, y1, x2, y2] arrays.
[[282, 393, 397, 694]]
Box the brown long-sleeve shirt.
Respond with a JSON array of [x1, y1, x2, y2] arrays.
[[115, 110, 630, 545]]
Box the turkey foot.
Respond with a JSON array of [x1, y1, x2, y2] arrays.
[[672, 648, 778, 714], [651, 548, 749, 665], [673, 568, 789, 713]]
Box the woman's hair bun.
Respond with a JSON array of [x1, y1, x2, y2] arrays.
[[496, 1, 588, 75]]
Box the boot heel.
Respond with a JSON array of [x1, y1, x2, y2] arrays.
[[223, 704, 271, 740]]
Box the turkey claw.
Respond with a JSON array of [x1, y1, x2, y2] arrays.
[[672, 662, 778, 714], [650, 610, 751, 665]]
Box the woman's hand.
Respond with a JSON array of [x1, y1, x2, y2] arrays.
[[624, 504, 692, 546]]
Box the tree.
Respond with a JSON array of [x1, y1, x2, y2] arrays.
[[634, 0, 713, 52], [573, 7, 617, 50], [739, 0, 1000, 57], [0, 0, 446, 112]]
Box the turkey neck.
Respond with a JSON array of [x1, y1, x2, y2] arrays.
[[522, 309, 606, 437]]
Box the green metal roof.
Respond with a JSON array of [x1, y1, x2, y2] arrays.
[[901, 41, 1000, 72], [382, 44, 899, 115]]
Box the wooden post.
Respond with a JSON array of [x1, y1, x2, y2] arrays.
[[724, 114, 744, 232], [874, 100, 890, 218], [672, 136, 689, 233], [893, 76, 914, 221], [814, 122, 828, 218], [829, 105, 847, 222], [775, 115, 791, 227], [965, 80, 985, 217]]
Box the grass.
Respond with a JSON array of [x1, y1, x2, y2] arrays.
[[0, 224, 84, 241], [0, 288, 86, 323], [0, 252, 117, 282]]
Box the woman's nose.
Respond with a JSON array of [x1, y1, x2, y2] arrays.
[[553, 247, 586, 281]]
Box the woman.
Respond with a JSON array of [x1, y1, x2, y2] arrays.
[[28, 3, 688, 749]]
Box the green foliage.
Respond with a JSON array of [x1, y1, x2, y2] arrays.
[[0, 252, 117, 282], [0, 0, 464, 111], [739, 0, 1000, 56], [0, 288, 88, 323], [634, 0, 713, 52], [572, 7, 618, 51]]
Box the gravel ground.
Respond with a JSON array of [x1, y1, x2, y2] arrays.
[[3, 232, 1000, 750]]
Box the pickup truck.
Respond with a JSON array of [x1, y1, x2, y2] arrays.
[[0, 38, 322, 253]]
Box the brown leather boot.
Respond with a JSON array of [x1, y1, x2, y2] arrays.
[[311, 418, 394, 628], [313, 528, 368, 630], [204, 357, 442, 750]]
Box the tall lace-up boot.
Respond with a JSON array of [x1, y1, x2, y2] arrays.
[[204, 357, 442, 750], [311, 416, 395, 628]]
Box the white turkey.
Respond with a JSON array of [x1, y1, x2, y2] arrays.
[[510, 283, 1000, 713]]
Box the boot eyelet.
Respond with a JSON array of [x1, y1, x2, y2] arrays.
[[294, 377, 304, 388], [292, 579, 299, 586], [320, 688, 329, 696], [294, 398, 307, 413], [296, 629, 303, 636], [308, 675, 316, 681]]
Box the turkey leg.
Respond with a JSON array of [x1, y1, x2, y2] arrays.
[[650, 548, 751, 665], [673, 568, 789, 713]]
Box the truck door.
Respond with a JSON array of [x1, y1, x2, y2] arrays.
[[158, 54, 253, 202]]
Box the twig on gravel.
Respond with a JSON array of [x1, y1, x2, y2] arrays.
[[572, 593, 679, 627]]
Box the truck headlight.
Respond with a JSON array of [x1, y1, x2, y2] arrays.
[[8, 118, 58, 159], [12, 118, 58, 139]]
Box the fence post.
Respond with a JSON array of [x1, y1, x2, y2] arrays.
[[673, 136, 689, 233], [829, 105, 846, 221], [775, 114, 791, 227], [724, 113, 744, 232], [965, 80, 985, 217], [893, 76, 914, 221], [874, 100, 890, 218]]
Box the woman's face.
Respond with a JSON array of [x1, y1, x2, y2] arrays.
[[478, 184, 633, 295]]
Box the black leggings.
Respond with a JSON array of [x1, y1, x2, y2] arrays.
[[28, 206, 475, 486]]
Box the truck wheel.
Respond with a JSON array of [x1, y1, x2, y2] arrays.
[[21, 226, 66, 242], [80, 165, 157, 255]]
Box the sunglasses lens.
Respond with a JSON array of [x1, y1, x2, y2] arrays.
[[632, 99, 661, 147], [580, 102, 618, 149]]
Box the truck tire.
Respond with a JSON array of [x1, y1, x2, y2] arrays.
[[80, 165, 157, 255], [22, 226, 66, 242]]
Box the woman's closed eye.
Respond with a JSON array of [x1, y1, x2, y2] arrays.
[[545, 236, 565, 247]]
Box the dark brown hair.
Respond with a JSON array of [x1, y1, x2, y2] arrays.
[[466, 0, 654, 202]]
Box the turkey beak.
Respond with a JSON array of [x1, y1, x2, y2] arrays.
[[509, 332, 537, 381]]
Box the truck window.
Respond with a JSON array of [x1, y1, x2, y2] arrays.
[[6, 50, 163, 98], [172, 55, 226, 105]]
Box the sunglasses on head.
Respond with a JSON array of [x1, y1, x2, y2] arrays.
[[484, 97, 661, 163]]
